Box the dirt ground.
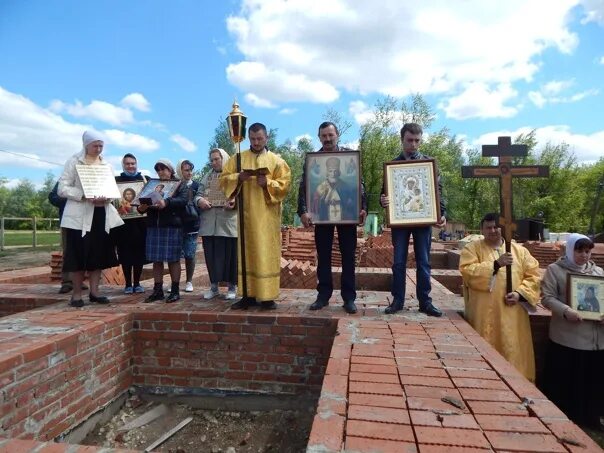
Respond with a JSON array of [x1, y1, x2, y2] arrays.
[[0, 247, 56, 272], [81, 397, 316, 453]]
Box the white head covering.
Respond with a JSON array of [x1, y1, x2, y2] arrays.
[[565, 233, 591, 264], [210, 148, 231, 171], [176, 159, 196, 185], [154, 158, 176, 178], [82, 130, 104, 148]]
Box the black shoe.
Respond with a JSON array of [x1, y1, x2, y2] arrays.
[[166, 292, 180, 303], [419, 304, 442, 317], [343, 300, 357, 314], [69, 299, 84, 308], [89, 294, 110, 304], [144, 290, 164, 303], [58, 283, 73, 294], [260, 300, 277, 310], [385, 300, 404, 315], [309, 299, 329, 311], [231, 297, 257, 310]]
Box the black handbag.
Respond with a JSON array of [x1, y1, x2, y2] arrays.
[[184, 187, 199, 221]]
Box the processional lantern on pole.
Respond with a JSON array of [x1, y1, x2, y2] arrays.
[[227, 100, 247, 145], [226, 100, 249, 299]]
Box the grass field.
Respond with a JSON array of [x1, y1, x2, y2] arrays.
[[1, 230, 61, 247]]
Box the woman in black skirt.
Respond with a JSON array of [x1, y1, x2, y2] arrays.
[[541, 233, 604, 430], [195, 148, 238, 300], [58, 130, 124, 307], [138, 159, 187, 303], [114, 153, 148, 294]]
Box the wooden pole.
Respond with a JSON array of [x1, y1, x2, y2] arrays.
[[0, 217, 4, 251], [32, 216, 37, 248], [236, 141, 248, 298]]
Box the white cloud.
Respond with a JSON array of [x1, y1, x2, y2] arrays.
[[341, 140, 359, 150], [244, 93, 277, 108], [528, 91, 547, 108], [226, 0, 580, 112], [542, 79, 574, 95], [528, 79, 599, 108], [473, 125, 604, 162], [279, 108, 297, 115], [348, 99, 408, 127], [170, 134, 197, 152], [439, 83, 519, 120], [227, 61, 338, 104], [579, 0, 604, 25], [0, 86, 91, 169], [49, 99, 134, 126], [295, 133, 312, 143], [348, 100, 374, 125], [600, 56, 604, 64], [121, 93, 151, 112], [104, 130, 160, 151]]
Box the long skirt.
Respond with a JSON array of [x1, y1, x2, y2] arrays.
[[113, 217, 148, 266], [146, 227, 182, 262], [542, 340, 603, 428], [202, 236, 237, 284], [63, 207, 118, 272]]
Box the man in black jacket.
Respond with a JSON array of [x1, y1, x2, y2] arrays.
[[297, 122, 367, 314]]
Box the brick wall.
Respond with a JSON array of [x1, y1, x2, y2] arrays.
[[131, 312, 338, 395], [0, 297, 65, 319], [0, 313, 132, 440]]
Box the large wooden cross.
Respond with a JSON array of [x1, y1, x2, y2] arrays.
[[462, 136, 549, 293]]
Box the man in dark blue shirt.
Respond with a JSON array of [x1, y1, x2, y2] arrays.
[[380, 123, 446, 317]]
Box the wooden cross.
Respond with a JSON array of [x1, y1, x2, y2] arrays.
[[461, 136, 549, 293]]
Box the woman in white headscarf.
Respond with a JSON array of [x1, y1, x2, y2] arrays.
[[194, 148, 237, 300], [58, 130, 124, 307], [541, 233, 603, 429]]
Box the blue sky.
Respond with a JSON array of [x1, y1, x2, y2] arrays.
[[1, 0, 603, 188]]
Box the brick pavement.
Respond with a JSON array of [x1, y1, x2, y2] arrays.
[[0, 267, 601, 452]]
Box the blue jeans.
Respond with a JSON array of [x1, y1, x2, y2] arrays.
[[391, 226, 432, 307]]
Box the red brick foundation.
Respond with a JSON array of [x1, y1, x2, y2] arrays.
[[131, 311, 336, 393]]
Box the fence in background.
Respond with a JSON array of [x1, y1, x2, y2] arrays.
[[0, 217, 61, 250]]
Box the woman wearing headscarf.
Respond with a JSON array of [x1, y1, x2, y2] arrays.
[[195, 148, 237, 300], [58, 130, 123, 307], [114, 153, 148, 294], [137, 159, 187, 303], [541, 233, 604, 429], [176, 159, 200, 293]]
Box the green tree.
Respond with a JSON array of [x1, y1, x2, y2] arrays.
[[277, 137, 310, 225], [37, 172, 59, 221], [322, 107, 353, 139]]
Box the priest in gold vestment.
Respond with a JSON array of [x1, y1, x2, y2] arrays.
[[220, 123, 291, 309], [459, 213, 541, 381]]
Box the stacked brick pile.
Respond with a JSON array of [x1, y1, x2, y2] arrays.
[[281, 229, 316, 263], [522, 241, 604, 268], [49, 251, 125, 285], [281, 227, 365, 267], [359, 231, 398, 269], [50, 251, 63, 281], [522, 241, 564, 268], [280, 257, 317, 289]]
